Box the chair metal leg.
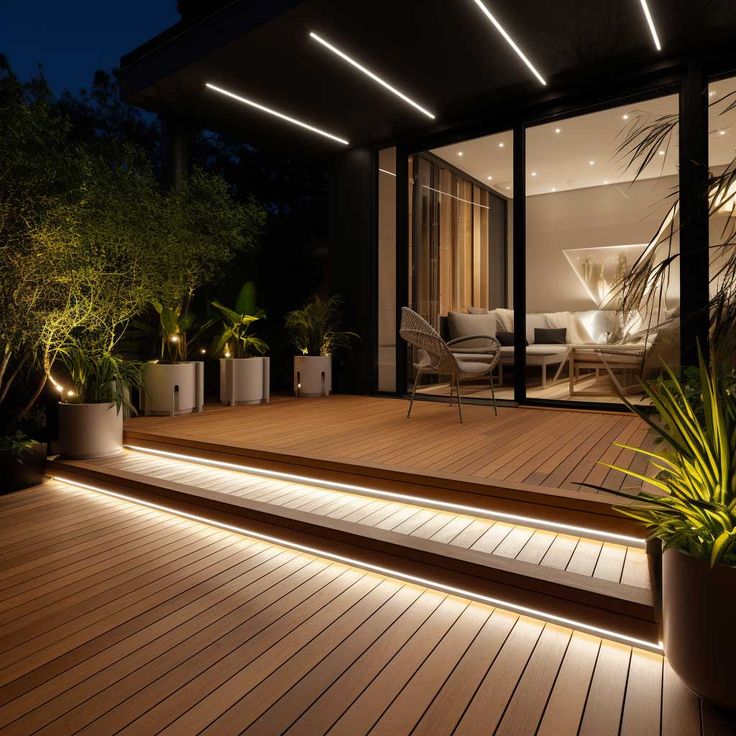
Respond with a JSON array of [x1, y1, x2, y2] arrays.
[[407, 369, 422, 417], [448, 377, 454, 406], [455, 372, 463, 423], [490, 371, 497, 416]]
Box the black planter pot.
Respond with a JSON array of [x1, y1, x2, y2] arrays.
[[0, 443, 47, 493], [663, 547, 736, 710]]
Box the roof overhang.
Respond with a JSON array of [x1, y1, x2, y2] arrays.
[[121, 0, 736, 156]]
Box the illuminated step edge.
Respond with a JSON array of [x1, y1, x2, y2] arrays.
[[50, 463, 660, 653], [124, 444, 645, 548]]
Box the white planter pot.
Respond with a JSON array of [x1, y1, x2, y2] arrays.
[[142, 361, 204, 416], [58, 402, 123, 459], [219, 357, 270, 406], [294, 355, 331, 397]]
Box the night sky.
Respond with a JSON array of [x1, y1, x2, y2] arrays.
[[0, 0, 179, 94]]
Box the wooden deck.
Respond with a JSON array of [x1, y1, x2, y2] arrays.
[[1, 480, 730, 736], [123, 395, 654, 538], [126, 395, 651, 495], [78, 449, 652, 589]]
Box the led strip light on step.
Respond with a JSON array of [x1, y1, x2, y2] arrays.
[[124, 444, 645, 548], [52, 475, 662, 653]]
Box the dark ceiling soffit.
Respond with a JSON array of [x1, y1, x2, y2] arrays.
[[400, 55, 685, 156], [120, 0, 306, 98], [397, 42, 736, 157]]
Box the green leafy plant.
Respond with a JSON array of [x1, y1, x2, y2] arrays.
[[0, 431, 38, 463], [57, 340, 145, 414], [211, 281, 268, 359], [285, 295, 358, 357], [581, 352, 736, 567]]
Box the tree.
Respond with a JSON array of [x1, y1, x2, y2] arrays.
[[0, 57, 265, 434]]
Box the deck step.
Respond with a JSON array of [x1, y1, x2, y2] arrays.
[[123, 430, 644, 538], [49, 449, 659, 648]]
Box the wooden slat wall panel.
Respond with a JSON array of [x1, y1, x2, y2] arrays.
[[0, 482, 710, 736]]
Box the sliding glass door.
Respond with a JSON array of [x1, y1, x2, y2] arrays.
[[406, 141, 511, 399]]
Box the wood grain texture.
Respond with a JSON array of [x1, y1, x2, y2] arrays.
[[0, 481, 708, 736], [125, 395, 652, 497]]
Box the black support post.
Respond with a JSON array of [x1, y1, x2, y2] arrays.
[[395, 146, 409, 395], [679, 61, 710, 367], [513, 125, 527, 403]]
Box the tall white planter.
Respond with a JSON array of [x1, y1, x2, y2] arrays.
[[142, 361, 204, 416], [293, 355, 331, 397], [59, 402, 123, 459], [219, 357, 270, 406]]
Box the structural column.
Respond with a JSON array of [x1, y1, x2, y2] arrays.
[[513, 124, 527, 403], [679, 61, 710, 366]]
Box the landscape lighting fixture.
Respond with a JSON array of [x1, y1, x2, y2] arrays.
[[205, 83, 350, 145], [470, 0, 546, 85], [309, 31, 435, 119], [638, 0, 662, 51]]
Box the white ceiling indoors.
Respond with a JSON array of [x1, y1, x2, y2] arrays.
[[431, 77, 736, 197]]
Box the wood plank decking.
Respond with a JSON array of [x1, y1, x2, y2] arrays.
[[125, 395, 652, 496], [1, 480, 729, 736], [76, 449, 651, 589]]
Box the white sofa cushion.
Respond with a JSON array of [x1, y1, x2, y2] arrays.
[[526, 313, 548, 344], [575, 310, 617, 344]]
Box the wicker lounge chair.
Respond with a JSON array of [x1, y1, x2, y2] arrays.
[[399, 307, 501, 422]]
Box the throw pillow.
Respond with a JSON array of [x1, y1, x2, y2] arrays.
[[534, 327, 567, 344], [496, 331, 527, 346], [447, 311, 496, 349]]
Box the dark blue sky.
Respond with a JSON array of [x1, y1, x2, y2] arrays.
[[0, 0, 179, 94]]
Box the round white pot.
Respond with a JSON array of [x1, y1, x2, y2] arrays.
[[142, 362, 204, 416], [58, 402, 123, 459], [219, 357, 270, 406], [293, 355, 332, 397]]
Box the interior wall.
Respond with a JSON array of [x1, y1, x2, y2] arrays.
[[526, 175, 679, 313]]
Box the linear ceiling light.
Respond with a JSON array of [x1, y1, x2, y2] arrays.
[[205, 82, 349, 145], [55, 475, 661, 652], [309, 32, 435, 119], [470, 0, 546, 86], [638, 0, 662, 51]]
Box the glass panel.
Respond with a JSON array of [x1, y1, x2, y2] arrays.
[[406, 133, 512, 400], [708, 76, 736, 357], [526, 94, 680, 406]]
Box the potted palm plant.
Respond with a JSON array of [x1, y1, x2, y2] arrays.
[[140, 296, 209, 416], [285, 295, 358, 397], [212, 281, 269, 405], [57, 341, 145, 459], [583, 353, 736, 710]]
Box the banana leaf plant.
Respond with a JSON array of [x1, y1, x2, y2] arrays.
[[211, 281, 268, 359], [580, 351, 736, 567], [129, 294, 213, 363]]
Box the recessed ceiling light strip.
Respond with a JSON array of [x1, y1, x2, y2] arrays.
[[638, 0, 662, 51], [205, 82, 349, 145], [54, 475, 661, 652], [470, 0, 546, 86], [309, 32, 436, 119]]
